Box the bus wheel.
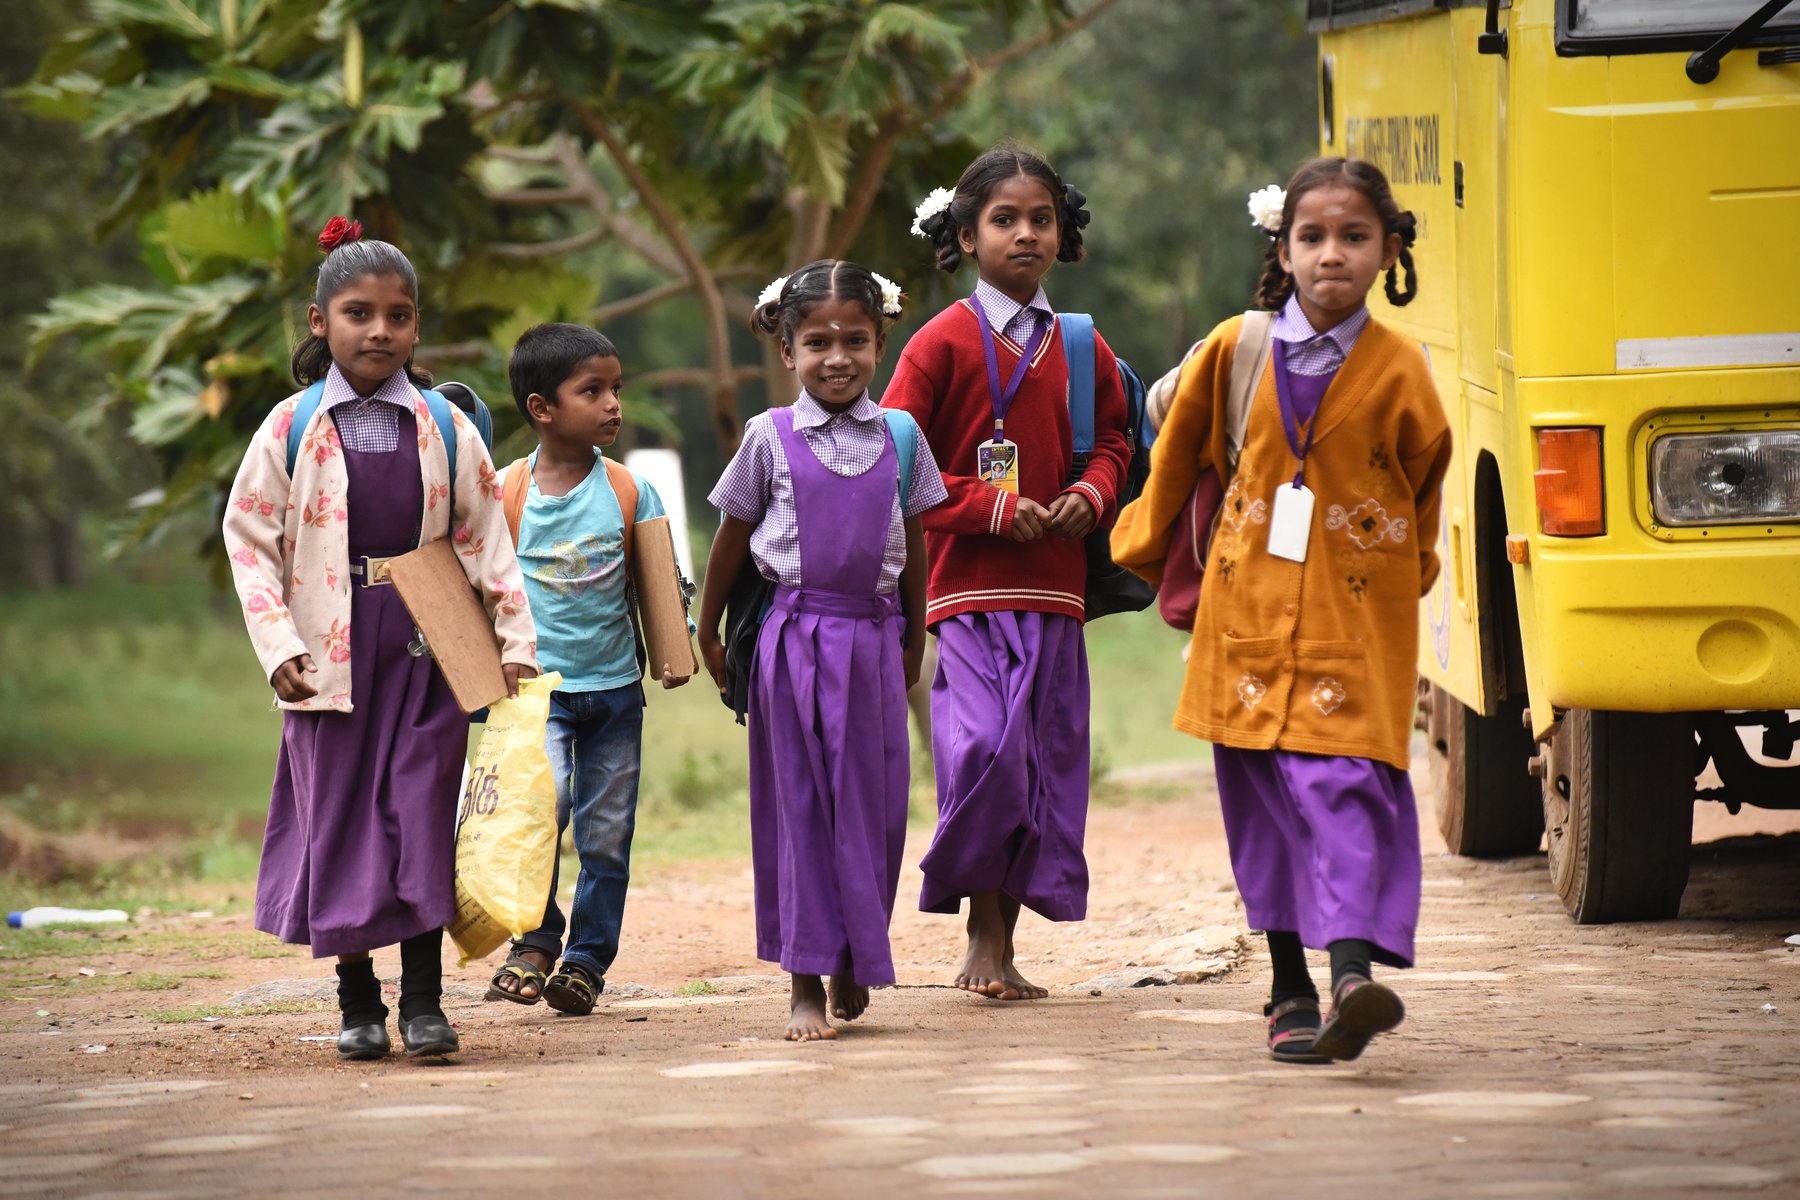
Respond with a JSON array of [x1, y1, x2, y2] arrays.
[[1425, 682, 1543, 857], [1540, 709, 1695, 923]]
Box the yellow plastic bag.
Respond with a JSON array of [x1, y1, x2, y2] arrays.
[[448, 671, 562, 967]]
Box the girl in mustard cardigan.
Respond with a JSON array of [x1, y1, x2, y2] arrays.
[[1113, 158, 1451, 1064]]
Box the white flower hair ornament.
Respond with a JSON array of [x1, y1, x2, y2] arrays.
[[756, 274, 791, 309], [910, 186, 956, 238], [1247, 184, 1286, 236], [871, 272, 903, 317]]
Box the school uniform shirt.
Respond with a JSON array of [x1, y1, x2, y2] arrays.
[[881, 296, 1131, 625], [709, 390, 948, 593], [1110, 313, 1452, 769], [500, 450, 664, 692], [1272, 292, 1371, 381], [223, 370, 538, 711]]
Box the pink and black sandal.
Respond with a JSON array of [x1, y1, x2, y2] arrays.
[[1266, 995, 1326, 1063], [1312, 975, 1405, 1062]]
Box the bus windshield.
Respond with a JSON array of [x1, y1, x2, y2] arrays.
[[1572, 1, 1800, 38]]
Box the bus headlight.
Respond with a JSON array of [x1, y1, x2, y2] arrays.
[[1651, 431, 1800, 526]]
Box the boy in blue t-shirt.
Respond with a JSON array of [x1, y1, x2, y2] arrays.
[[488, 322, 686, 1016]]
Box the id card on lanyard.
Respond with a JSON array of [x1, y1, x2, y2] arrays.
[[1267, 340, 1317, 564], [968, 293, 1048, 495]]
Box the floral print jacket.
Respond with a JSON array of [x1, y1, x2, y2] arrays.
[[1111, 315, 1451, 769], [222, 387, 538, 712]]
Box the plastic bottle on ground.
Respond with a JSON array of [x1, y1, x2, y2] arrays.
[[6, 907, 130, 929]]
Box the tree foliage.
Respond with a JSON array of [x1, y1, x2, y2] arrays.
[[21, 0, 1119, 565], [958, 0, 1317, 372]]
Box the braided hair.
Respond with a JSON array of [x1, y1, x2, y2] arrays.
[[913, 147, 1090, 275], [1253, 157, 1419, 311], [750, 259, 899, 346], [290, 218, 433, 388]]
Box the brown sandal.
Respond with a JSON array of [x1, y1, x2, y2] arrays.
[[485, 951, 549, 1005], [543, 963, 601, 1016]]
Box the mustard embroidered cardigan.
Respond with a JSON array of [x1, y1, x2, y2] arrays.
[[222, 389, 539, 713], [1111, 314, 1452, 769]]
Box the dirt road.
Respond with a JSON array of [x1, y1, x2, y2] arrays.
[[4, 760, 1800, 1198]]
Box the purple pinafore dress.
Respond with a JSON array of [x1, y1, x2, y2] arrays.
[[747, 407, 910, 985], [255, 408, 467, 958]]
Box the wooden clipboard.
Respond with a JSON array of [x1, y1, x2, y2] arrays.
[[630, 515, 698, 683], [385, 539, 508, 714]]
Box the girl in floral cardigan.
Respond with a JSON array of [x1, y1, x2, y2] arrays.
[[223, 219, 537, 1061]]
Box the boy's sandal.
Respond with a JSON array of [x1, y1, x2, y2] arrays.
[[485, 953, 549, 1005], [543, 964, 602, 1016], [1312, 975, 1405, 1062], [1265, 996, 1327, 1064]]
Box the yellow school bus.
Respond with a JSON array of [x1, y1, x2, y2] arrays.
[[1308, 0, 1800, 921]]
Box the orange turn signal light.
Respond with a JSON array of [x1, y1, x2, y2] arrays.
[[1533, 427, 1604, 537]]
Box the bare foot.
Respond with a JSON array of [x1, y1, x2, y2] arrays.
[[829, 973, 869, 1022], [786, 974, 837, 1042], [1001, 955, 1049, 1001], [997, 892, 1045, 1000], [953, 891, 1009, 998]]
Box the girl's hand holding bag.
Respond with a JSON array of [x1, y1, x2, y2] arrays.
[[1131, 310, 1274, 631]]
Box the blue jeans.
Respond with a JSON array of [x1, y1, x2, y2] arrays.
[[516, 684, 643, 982]]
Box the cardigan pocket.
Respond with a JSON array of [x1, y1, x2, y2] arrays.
[[1218, 633, 1284, 723], [1294, 639, 1367, 724]]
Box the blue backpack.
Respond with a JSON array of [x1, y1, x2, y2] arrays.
[[284, 378, 494, 477], [1060, 314, 1156, 619]]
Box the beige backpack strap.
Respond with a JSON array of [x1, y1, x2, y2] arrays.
[[1145, 338, 1207, 434], [501, 457, 531, 548], [1226, 311, 1276, 475], [602, 457, 639, 563]]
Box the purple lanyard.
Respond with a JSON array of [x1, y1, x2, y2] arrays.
[[1272, 340, 1319, 489], [968, 293, 1049, 444]]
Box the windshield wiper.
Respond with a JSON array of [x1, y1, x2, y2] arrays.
[[1688, 0, 1798, 83]]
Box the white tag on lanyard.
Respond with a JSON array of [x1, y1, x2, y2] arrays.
[[1267, 482, 1315, 563]]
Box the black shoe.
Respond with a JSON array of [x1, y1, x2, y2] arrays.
[[400, 1013, 459, 1058], [337, 1021, 391, 1060]]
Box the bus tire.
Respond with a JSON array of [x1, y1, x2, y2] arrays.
[[1541, 709, 1695, 924], [1426, 682, 1543, 857]]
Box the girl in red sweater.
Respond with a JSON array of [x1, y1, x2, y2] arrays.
[[883, 148, 1130, 1001]]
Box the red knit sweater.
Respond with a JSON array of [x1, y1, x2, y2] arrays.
[[882, 299, 1130, 625]]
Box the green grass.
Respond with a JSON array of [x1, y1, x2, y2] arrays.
[[674, 980, 719, 996], [2, 569, 1203, 887], [145, 1000, 327, 1023]]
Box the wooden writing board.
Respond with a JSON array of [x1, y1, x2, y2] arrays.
[[631, 515, 698, 683], [386, 539, 509, 714]]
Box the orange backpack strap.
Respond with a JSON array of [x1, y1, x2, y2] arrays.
[[602, 457, 638, 561], [502, 457, 531, 548]]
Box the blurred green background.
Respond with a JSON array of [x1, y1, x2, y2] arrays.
[[0, 0, 1317, 908]]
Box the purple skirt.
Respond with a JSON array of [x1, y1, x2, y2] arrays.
[[919, 611, 1090, 921], [1212, 745, 1421, 968], [255, 583, 465, 958], [748, 587, 909, 984]]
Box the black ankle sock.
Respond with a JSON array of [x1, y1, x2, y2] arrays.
[[335, 959, 387, 1029], [1266, 930, 1318, 1007], [398, 928, 445, 1024], [1328, 938, 1376, 992]]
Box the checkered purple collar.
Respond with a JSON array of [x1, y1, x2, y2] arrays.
[[1272, 293, 1369, 358], [793, 389, 881, 429], [320, 362, 418, 410]]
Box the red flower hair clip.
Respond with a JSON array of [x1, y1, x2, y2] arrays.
[[318, 216, 364, 252]]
